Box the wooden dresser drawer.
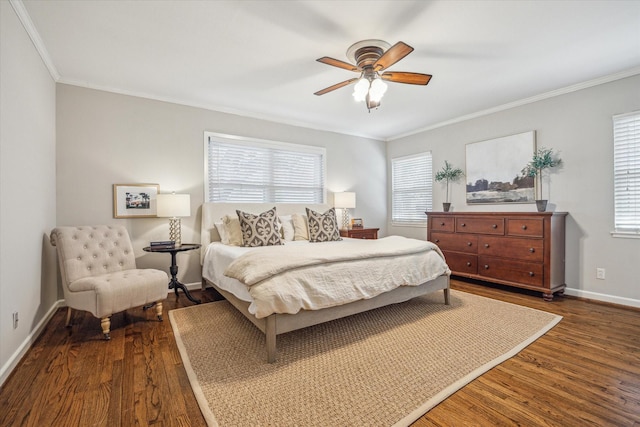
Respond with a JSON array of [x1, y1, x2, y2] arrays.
[[456, 217, 505, 235], [478, 236, 544, 262], [431, 232, 478, 254], [506, 218, 544, 237], [478, 256, 544, 287], [442, 251, 477, 275], [430, 216, 455, 233]]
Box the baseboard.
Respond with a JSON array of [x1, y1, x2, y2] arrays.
[[0, 299, 66, 388], [183, 281, 203, 291], [564, 287, 640, 309]]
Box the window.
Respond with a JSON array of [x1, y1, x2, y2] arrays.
[[613, 111, 640, 235], [391, 152, 433, 225], [205, 132, 326, 203]]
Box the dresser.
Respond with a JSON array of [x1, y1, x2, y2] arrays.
[[427, 212, 567, 300], [340, 227, 379, 239]]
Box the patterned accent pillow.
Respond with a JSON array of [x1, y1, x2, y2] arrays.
[[306, 207, 342, 243], [236, 207, 283, 247]]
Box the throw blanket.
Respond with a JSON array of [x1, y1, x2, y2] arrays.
[[225, 235, 445, 286]]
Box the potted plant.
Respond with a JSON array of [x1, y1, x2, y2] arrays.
[[435, 160, 464, 212], [521, 147, 562, 212]]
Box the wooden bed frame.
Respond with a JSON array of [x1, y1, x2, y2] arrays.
[[200, 202, 451, 362]]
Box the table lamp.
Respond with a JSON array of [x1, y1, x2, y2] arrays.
[[334, 191, 356, 230], [156, 193, 191, 246]]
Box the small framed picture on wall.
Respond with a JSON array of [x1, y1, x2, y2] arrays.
[[113, 183, 159, 218]]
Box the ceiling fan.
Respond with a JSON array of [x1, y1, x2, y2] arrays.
[[314, 39, 432, 111]]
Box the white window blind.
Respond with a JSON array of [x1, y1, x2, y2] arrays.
[[392, 152, 432, 225], [205, 133, 326, 203], [613, 111, 640, 232]]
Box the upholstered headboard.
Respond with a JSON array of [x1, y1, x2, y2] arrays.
[[200, 203, 331, 263]]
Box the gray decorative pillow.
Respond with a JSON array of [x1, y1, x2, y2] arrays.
[[236, 207, 283, 247], [306, 207, 342, 243]]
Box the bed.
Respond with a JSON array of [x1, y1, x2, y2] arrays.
[[200, 202, 451, 362]]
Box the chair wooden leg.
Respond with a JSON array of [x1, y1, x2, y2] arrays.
[[101, 317, 111, 340], [155, 302, 163, 321], [65, 307, 73, 327]]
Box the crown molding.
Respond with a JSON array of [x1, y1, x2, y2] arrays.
[[389, 66, 640, 141], [9, 0, 60, 81]]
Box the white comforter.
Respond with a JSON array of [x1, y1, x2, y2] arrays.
[[204, 236, 451, 319]]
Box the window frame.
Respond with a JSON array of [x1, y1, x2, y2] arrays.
[[204, 132, 327, 204], [612, 110, 640, 239], [391, 151, 433, 227]]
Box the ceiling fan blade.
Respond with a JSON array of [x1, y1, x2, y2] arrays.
[[373, 42, 414, 71], [314, 78, 359, 96], [380, 72, 432, 85], [316, 57, 360, 72]]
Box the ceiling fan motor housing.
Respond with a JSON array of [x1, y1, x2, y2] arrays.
[[354, 46, 384, 68]]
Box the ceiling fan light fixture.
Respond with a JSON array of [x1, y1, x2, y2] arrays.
[[369, 78, 387, 102], [353, 73, 387, 110], [352, 77, 369, 102]]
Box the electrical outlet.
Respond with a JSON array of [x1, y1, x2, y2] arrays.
[[596, 268, 606, 280], [12, 312, 18, 329]]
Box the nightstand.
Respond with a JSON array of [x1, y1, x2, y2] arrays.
[[340, 228, 379, 239], [143, 243, 201, 304]]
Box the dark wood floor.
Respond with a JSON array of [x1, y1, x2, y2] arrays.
[[1, 279, 639, 426]]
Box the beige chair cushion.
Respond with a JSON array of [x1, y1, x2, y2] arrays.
[[70, 269, 168, 318]]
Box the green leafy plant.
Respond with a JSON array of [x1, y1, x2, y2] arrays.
[[521, 147, 562, 200], [435, 160, 464, 203]]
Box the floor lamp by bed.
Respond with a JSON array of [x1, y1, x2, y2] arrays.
[[156, 193, 191, 246], [334, 192, 356, 230]]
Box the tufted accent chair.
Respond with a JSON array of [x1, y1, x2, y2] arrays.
[[50, 225, 168, 339]]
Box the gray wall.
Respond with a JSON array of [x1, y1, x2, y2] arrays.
[[387, 74, 640, 305], [0, 2, 57, 384], [56, 84, 387, 287]]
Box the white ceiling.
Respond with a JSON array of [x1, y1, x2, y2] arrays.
[[18, 0, 640, 141]]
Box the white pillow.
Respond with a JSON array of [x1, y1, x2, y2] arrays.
[[214, 222, 227, 243], [279, 215, 295, 241], [222, 214, 243, 246], [291, 213, 309, 241]]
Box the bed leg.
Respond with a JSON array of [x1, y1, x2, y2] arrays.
[[266, 315, 277, 363], [444, 287, 451, 305]]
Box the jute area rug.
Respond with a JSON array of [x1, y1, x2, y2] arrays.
[[169, 290, 561, 426]]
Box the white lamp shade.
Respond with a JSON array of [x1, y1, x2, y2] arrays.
[[156, 193, 191, 218], [334, 192, 356, 209]]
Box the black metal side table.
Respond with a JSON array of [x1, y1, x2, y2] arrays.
[[143, 243, 201, 304]]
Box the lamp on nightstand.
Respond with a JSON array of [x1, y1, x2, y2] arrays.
[[156, 193, 191, 246], [334, 192, 356, 230]]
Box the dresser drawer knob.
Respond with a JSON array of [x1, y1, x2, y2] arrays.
[[484, 265, 489, 269], [467, 242, 472, 246], [440, 222, 445, 226], [435, 239, 440, 243], [484, 243, 490, 248], [529, 272, 535, 277], [522, 225, 527, 230], [529, 248, 535, 253], [461, 223, 466, 227], [492, 224, 497, 229], [466, 262, 472, 267]]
